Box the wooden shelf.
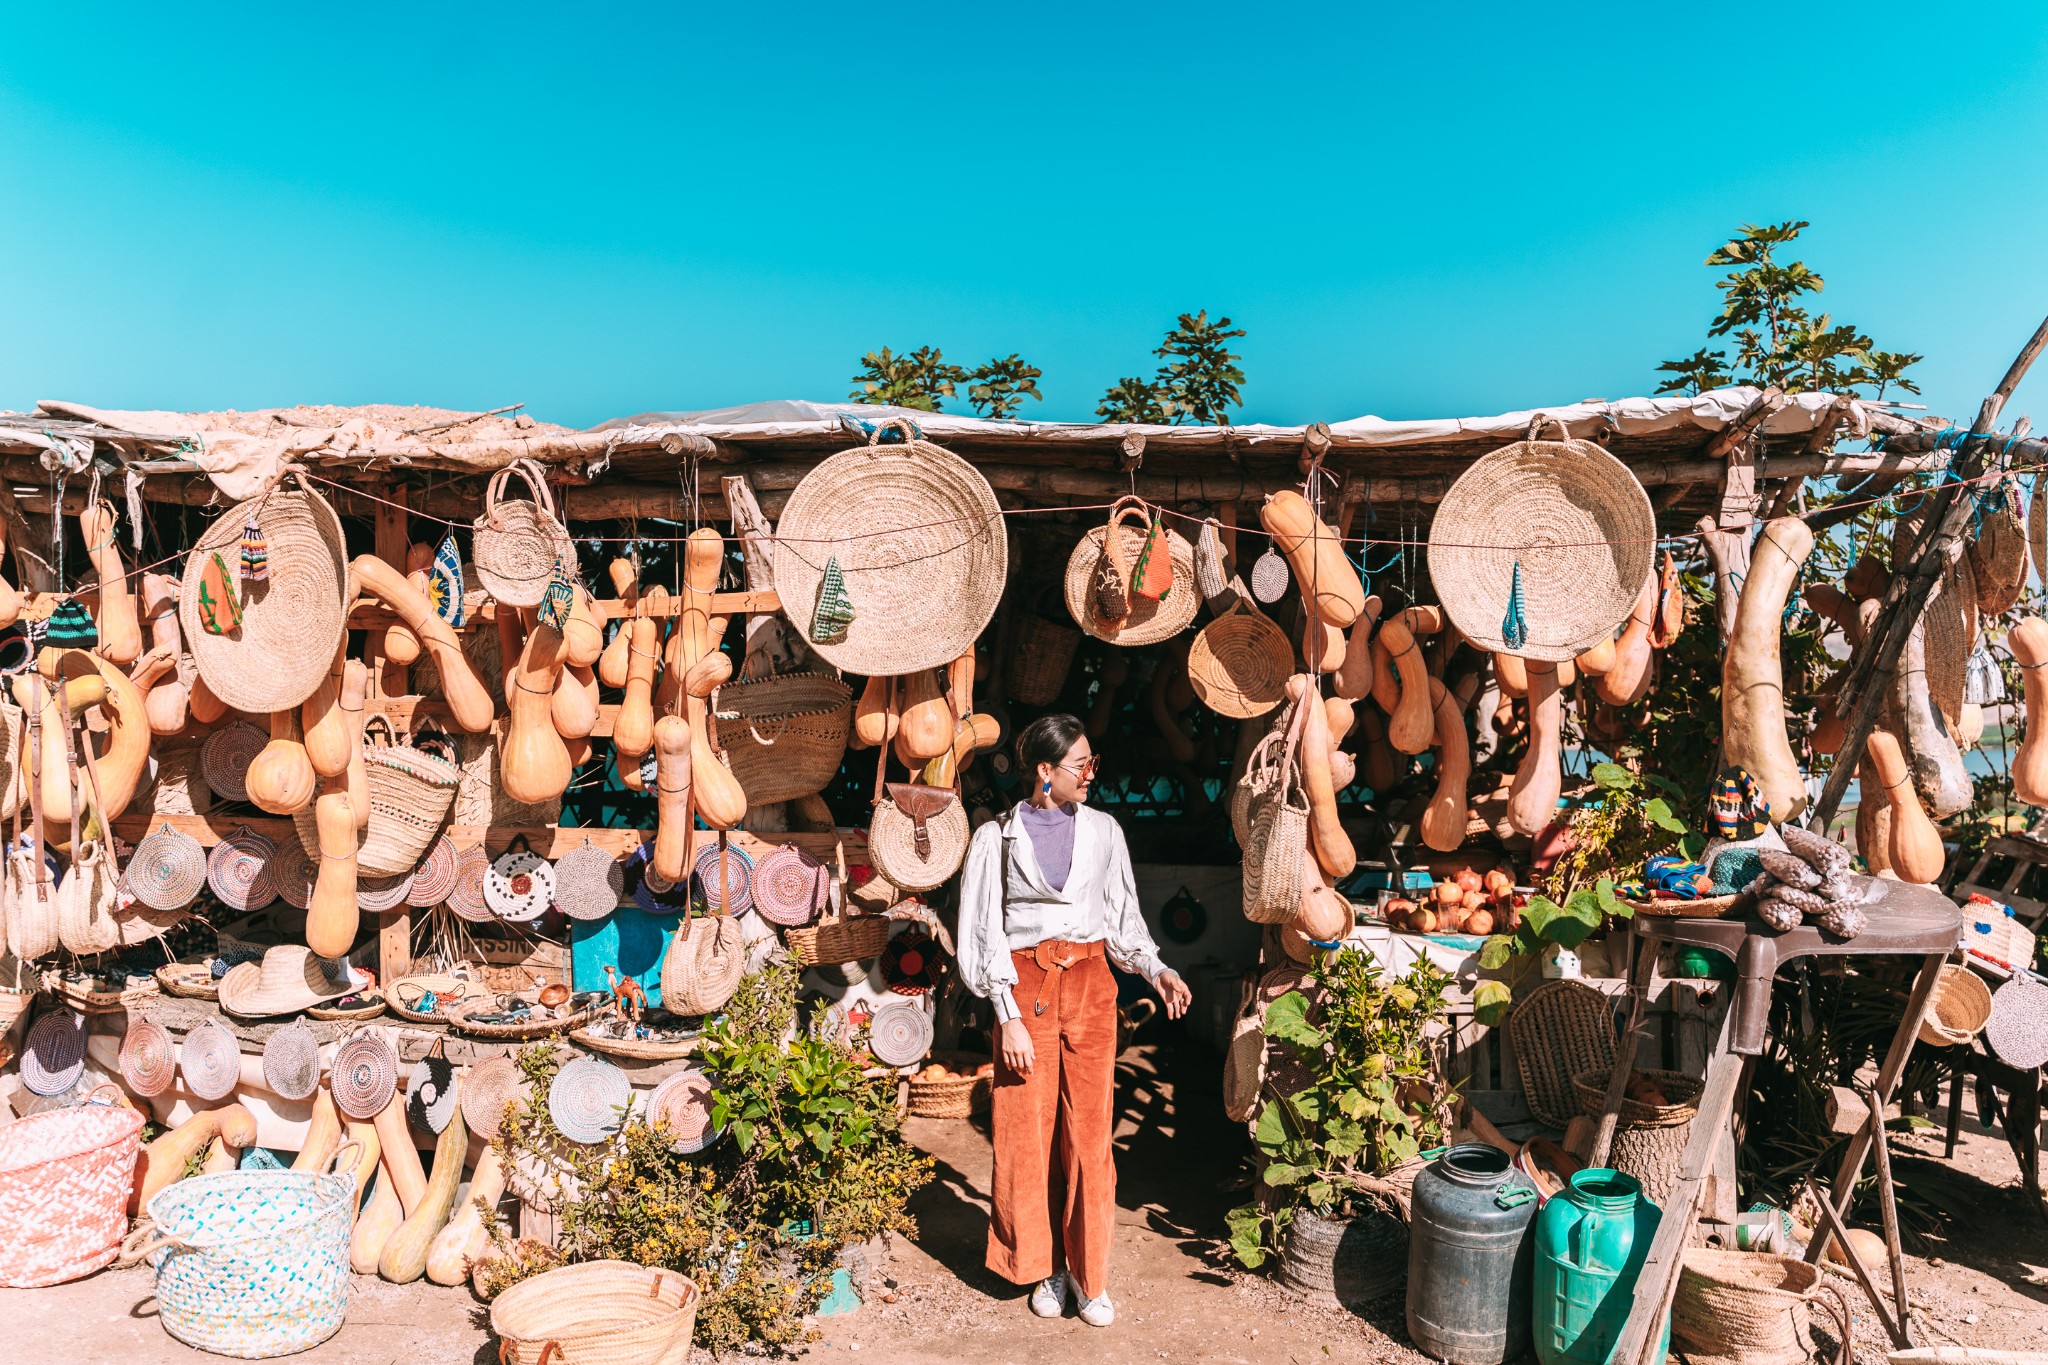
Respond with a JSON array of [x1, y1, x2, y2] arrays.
[[113, 813, 866, 863]]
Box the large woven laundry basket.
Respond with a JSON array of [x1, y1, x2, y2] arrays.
[[491, 1259, 700, 1365], [0, 1090, 145, 1287]]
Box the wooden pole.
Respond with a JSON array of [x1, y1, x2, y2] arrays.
[[1808, 313, 2048, 832]]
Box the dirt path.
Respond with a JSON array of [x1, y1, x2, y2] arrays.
[[4, 1043, 2044, 1363]]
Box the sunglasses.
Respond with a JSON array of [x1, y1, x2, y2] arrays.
[[1059, 756, 1102, 778]]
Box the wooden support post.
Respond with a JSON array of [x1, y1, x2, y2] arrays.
[[1801, 1174, 1909, 1349], [1864, 1082, 1917, 1346]]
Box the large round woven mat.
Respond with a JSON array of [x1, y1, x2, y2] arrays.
[[868, 1001, 935, 1069], [262, 1020, 322, 1102], [1062, 520, 1200, 646], [548, 1054, 630, 1145], [179, 480, 349, 715], [270, 835, 317, 911], [407, 836, 460, 907], [446, 845, 493, 922], [120, 1017, 179, 1098], [485, 846, 554, 922], [694, 842, 755, 916], [331, 1034, 399, 1119], [199, 722, 267, 803], [181, 1018, 243, 1102], [356, 872, 413, 913], [752, 843, 827, 927], [23, 1010, 86, 1096], [1506, 978, 1617, 1128], [1428, 435, 1656, 662], [772, 430, 1008, 675], [647, 1069, 723, 1154], [207, 827, 279, 911], [1987, 971, 2048, 1070], [129, 822, 208, 911], [460, 1056, 529, 1139], [552, 838, 623, 921], [1187, 605, 1292, 718]]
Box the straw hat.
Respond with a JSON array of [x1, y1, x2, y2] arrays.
[[261, 1020, 322, 1101], [460, 1056, 530, 1139], [647, 1069, 723, 1154], [773, 420, 1009, 676], [1188, 600, 1292, 718], [868, 1000, 934, 1069], [552, 838, 624, 921], [121, 1017, 179, 1098], [207, 826, 280, 912], [548, 1055, 629, 1145], [199, 722, 267, 803], [331, 1033, 398, 1119], [218, 945, 358, 1019], [1063, 518, 1199, 646], [179, 474, 349, 715], [23, 1010, 87, 1096], [752, 844, 827, 927], [180, 1017, 242, 1101], [1428, 428, 1656, 662]]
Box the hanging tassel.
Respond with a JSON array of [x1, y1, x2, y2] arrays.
[[1500, 560, 1529, 650], [811, 556, 854, 643], [537, 556, 575, 632], [239, 515, 269, 582], [428, 533, 465, 626]]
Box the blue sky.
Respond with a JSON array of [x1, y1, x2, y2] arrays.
[[4, 4, 2048, 431]]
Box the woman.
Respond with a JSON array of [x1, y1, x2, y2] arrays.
[[957, 713, 1192, 1328]]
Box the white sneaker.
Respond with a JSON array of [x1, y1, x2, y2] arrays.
[[1028, 1272, 1069, 1318], [1077, 1289, 1114, 1327]]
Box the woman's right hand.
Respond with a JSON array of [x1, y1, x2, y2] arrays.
[[999, 1019, 1035, 1076]]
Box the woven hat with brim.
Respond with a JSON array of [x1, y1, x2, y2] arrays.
[[647, 1069, 723, 1155], [773, 419, 1009, 676], [879, 927, 939, 996], [181, 1017, 242, 1101], [121, 1017, 179, 1098], [262, 1020, 322, 1101], [1427, 428, 1656, 662], [219, 944, 358, 1019], [460, 1056, 530, 1139], [24, 1010, 87, 1096]]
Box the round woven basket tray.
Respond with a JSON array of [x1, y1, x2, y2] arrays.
[[307, 991, 388, 1022], [1622, 893, 1741, 919], [569, 1025, 701, 1063], [906, 1050, 994, 1120], [155, 962, 219, 1001], [443, 996, 594, 1041], [386, 974, 484, 1025]]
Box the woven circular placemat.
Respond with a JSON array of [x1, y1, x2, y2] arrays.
[[548, 1054, 630, 1145], [206, 826, 279, 912], [407, 836, 459, 907], [552, 838, 623, 921], [693, 842, 754, 916], [407, 1051, 459, 1134], [1506, 978, 1617, 1128], [446, 844, 493, 922], [199, 722, 267, 804], [868, 1000, 935, 1069], [773, 423, 1009, 675], [1062, 519, 1200, 646], [28, 1012, 89, 1096], [752, 843, 827, 927], [1428, 432, 1656, 661], [120, 1017, 179, 1098], [1188, 602, 1292, 718], [180, 1017, 243, 1102], [647, 1069, 722, 1154], [331, 1034, 398, 1119], [1987, 971, 2048, 1070], [355, 872, 413, 913], [460, 1056, 529, 1139], [262, 1020, 322, 1102], [128, 822, 208, 912], [270, 835, 317, 911]]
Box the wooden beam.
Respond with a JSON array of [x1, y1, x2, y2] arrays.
[[112, 812, 867, 862], [1704, 386, 1785, 460]]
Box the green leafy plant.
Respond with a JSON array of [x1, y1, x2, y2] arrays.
[[1095, 376, 1170, 423], [966, 354, 1043, 419], [849, 345, 967, 411], [1227, 951, 1452, 1268], [1152, 309, 1246, 425]]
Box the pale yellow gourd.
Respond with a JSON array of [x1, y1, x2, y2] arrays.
[[46, 648, 148, 825], [291, 1090, 343, 1174], [427, 1145, 507, 1286], [563, 586, 605, 667], [1378, 618, 1435, 754], [1300, 602, 1346, 672], [613, 612, 659, 766], [138, 574, 189, 735], [1719, 517, 1814, 821], [1494, 652, 1528, 697], [189, 672, 228, 725], [1865, 729, 1945, 884], [1507, 662, 1563, 836], [1576, 633, 1617, 676], [134, 1104, 257, 1213], [502, 613, 572, 806], [380, 1104, 468, 1283], [652, 715, 692, 883], [341, 660, 370, 828], [301, 643, 352, 778], [852, 675, 895, 750], [350, 1167, 405, 1274], [307, 791, 359, 958], [79, 501, 141, 666], [247, 708, 317, 814], [897, 670, 954, 762], [1260, 490, 1366, 628], [350, 556, 494, 732], [2008, 617, 2048, 805], [341, 1118, 381, 1205], [1287, 673, 1355, 879], [13, 670, 105, 829], [380, 544, 433, 666], [1420, 678, 1471, 853], [596, 559, 640, 689]]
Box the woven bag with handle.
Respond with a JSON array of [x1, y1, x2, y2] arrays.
[[1092, 497, 1146, 624], [661, 914, 747, 1016], [1235, 700, 1311, 924], [472, 458, 574, 608]]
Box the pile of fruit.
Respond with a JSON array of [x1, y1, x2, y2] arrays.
[[1381, 867, 1522, 935], [917, 1059, 995, 1082]]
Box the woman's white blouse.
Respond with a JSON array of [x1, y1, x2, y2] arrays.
[[955, 802, 1167, 1023]]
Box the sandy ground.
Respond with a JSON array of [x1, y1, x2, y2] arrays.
[[5, 1043, 2045, 1364]]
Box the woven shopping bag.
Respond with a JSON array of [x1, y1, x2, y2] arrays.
[[1235, 699, 1311, 925]]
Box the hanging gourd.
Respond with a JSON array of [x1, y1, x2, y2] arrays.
[[552, 662, 599, 740], [1719, 517, 1814, 821], [348, 555, 494, 733], [1259, 490, 1366, 629], [1506, 660, 1563, 836], [307, 790, 360, 958], [1594, 567, 1658, 707], [1377, 617, 1434, 754], [381, 543, 432, 666], [651, 716, 693, 884], [853, 675, 897, 750], [1285, 673, 1355, 879], [138, 574, 189, 736], [1331, 596, 1382, 702], [2010, 617, 2048, 806], [897, 669, 954, 763], [562, 586, 604, 667], [45, 647, 148, 827], [596, 558, 639, 689], [246, 707, 318, 815], [502, 610, 573, 807], [341, 658, 370, 829], [1864, 729, 1945, 884], [676, 529, 746, 830], [79, 501, 141, 666], [302, 642, 352, 779], [1419, 677, 1471, 853]]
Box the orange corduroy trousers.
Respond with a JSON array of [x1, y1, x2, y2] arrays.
[[987, 943, 1119, 1301]]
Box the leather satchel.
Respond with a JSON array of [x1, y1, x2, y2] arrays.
[[883, 783, 956, 859], [869, 782, 970, 892]]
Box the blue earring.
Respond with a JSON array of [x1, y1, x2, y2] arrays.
[[1042, 780, 1052, 795]]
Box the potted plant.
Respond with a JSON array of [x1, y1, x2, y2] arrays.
[[1228, 949, 1452, 1310]]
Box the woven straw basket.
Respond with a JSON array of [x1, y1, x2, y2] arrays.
[[1969, 478, 2029, 616], [1428, 428, 1655, 661], [294, 717, 461, 876], [1509, 980, 1617, 1129], [907, 1051, 993, 1119], [1918, 964, 1994, 1046], [179, 472, 349, 715], [1063, 519, 1199, 646], [1235, 702, 1310, 924], [1574, 1067, 1703, 1206], [1894, 503, 1977, 728], [0, 1091, 144, 1287], [1671, 1247, 1822, 1365], [491, 1259, 700, 1365], [710, 671, 853, 806], [774, 420, 1009, 675], [1188, 600, 1291, 718], [472, 458, 575, 608], [868, 793, 970, 892], [1009, 603, 1082, 706], [787, 906, 892, 968]]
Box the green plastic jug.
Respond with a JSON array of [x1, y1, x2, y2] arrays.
[[1532, 1168, 1669, 1365]]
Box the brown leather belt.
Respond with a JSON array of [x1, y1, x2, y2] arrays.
[[1018, 939, 1104, 1017]]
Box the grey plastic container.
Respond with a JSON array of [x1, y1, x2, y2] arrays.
[[1405, 1143, 1539, 1364]]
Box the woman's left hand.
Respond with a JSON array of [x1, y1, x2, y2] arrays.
[[1154, 969, 1192, 1020]]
